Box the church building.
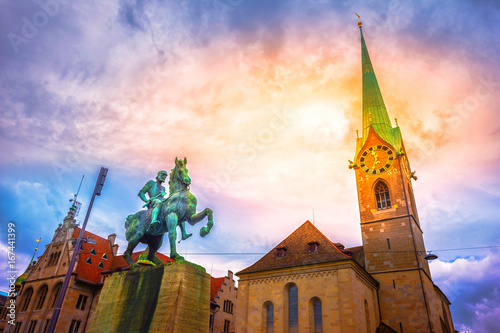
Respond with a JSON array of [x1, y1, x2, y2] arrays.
[[235, 21, 456, 333]]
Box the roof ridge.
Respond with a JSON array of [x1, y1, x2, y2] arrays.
[[305, 221, 351, 258], [237, 220, 354, 275]]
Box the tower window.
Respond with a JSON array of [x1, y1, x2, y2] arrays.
[[375, 181, 391, 210], [276, 247, 286, 258]]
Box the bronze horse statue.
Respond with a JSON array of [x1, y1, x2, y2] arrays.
[[123, 157, 214, 267]]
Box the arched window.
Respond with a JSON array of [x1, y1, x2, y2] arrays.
[[375, 181, 391, 210], [288, 285, 298, 333], [262, 301, 274, 333], [50, 283, 63, 308], [313, 300, 322, 332], [364, 300, 371, 333], [309, 297, 322, 333], [34, 285, 48, 310], [20, 287, 34, 312]]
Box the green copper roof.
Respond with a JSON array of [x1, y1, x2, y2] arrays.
[[354, 26, 402, 162]]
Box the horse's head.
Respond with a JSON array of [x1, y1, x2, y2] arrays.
[[171, 157, 191, 190]]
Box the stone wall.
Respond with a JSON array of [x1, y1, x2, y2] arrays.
[[236, 262, 378, 333], [88, 261, 210, 333]]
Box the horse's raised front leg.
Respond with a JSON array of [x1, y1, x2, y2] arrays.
[[187, 208, 213, 237], [167, 212, 183, 262]]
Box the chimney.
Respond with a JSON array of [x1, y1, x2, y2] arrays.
[[108, 233, 116, 246], [108, 233, 118, 255]]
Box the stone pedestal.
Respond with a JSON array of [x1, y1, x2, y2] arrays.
[[88, 262, 210, 333]]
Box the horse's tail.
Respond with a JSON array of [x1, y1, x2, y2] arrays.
[[125, 214, 134, 229], [125, 214, 137, 241]]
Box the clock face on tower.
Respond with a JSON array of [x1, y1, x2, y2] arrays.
[[359, 145, 394, 175]]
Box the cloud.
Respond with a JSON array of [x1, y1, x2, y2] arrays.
[[0, 2, 499, 330], [430, 252, 500, 333]]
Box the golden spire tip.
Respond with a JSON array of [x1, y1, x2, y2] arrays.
[[355, 13, 362, 28]]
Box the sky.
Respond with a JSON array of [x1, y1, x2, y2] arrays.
[[0, 0, 499, 332]]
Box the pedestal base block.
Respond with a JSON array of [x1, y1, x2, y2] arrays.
[[88, 261, 210, 333]]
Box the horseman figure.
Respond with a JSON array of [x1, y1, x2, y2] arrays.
[[138, 170, 167, 228], [123, 157, 214, 267]]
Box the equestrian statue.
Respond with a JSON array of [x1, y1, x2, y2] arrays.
[[123, 157, 214, 267]]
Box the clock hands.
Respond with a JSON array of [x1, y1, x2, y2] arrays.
[[371, 150, 380, 169]]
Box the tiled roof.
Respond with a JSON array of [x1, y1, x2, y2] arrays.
[[210, 277, 225, 301], [73, 227, 114, 284], [72, 228, 173, 284], [237, 221, 354, 275], [347, 245, 365, 269]]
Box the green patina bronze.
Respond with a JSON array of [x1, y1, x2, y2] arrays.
[[353, 24, 403, 164], [124, 157, 214, 267], [138, 170, 168, 228]]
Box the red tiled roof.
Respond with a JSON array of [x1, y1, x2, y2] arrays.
[[237, 221, 354, 275], [210, 277, 225, 301], [73, 227, 114, 284], [72, 228, 173, 284]]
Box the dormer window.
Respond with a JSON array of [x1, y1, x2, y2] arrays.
[[85, 257, 91, 264], [102, 253, 108, 260], [276, 247, 286, 258], [98, 262, 104, 269], [90, 248, 96, 255], [308, 242, 319, 253]]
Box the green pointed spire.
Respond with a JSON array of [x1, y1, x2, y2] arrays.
[[353, 18, 403, 163], [360, 25, 393, 143]]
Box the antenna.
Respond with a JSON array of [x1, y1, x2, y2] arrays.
[[76, 175, 84, 197], [70, 175, 84, 216]]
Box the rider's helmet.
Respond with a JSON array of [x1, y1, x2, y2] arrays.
[[157, 170, 168, 179]]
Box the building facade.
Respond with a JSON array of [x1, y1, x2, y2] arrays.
[[209, 271, 238, 333], [0, 205, 120, 333], [235, 21, 456, 333], [236, 222, 381, 333]]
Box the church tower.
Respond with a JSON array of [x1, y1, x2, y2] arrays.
[[350, 18, 454, 333]]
